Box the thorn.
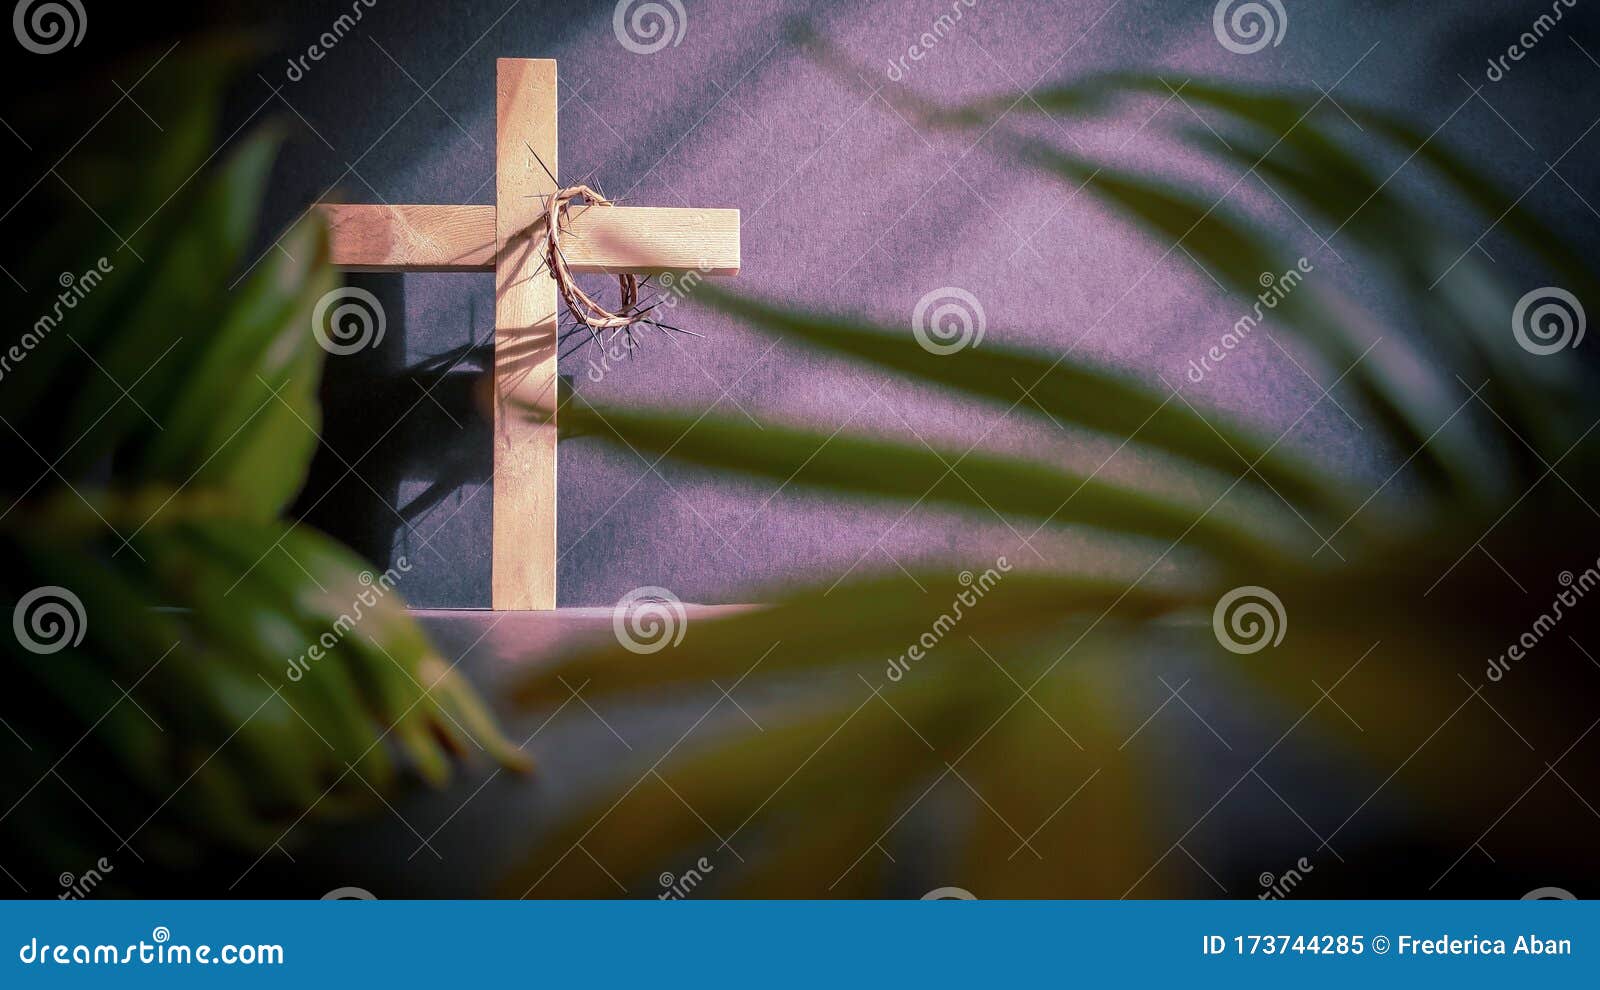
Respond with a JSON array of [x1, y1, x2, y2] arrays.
[[527, 145, 559, 185], [646, 318, 703, 338]]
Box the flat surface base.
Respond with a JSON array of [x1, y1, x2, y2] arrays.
[[415, 604, 757, 674]]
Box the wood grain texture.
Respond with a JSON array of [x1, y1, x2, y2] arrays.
[[493, 58, 559, 610], [320, 203, 739, 275], [557, 205, 740, 275], [322, 204, 495, 271]]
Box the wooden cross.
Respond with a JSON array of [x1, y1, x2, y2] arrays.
[[318, 58, 741, 610]]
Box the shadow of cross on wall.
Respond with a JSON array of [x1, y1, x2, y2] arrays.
[[317, 58, 741, 610]]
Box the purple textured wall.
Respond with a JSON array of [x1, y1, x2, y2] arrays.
[[258, 0, 1600, 606]]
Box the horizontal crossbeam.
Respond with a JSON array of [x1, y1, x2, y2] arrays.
[[319, 203, 740, 275]]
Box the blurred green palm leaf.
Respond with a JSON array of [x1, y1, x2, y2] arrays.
[[515, 69, 1600, 897], [0, 39, 524, 890]]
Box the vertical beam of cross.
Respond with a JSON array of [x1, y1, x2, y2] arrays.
[[492, 58, 559, 610]]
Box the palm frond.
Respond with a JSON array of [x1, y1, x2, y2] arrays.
[[0, 37, 525, 892], [517, 67, 1600, 896]]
